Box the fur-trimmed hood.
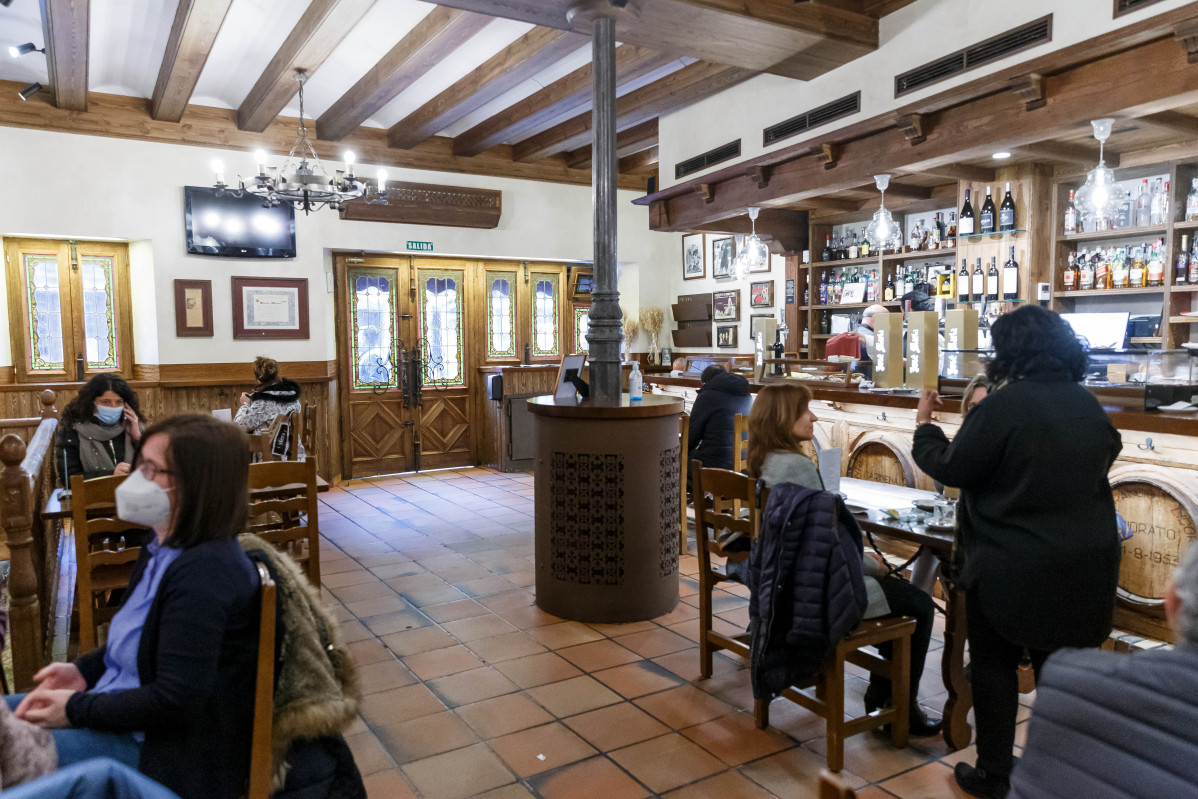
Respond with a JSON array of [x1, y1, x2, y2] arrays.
[[250, 378, 302, 405], [240, 535, 358, 790]]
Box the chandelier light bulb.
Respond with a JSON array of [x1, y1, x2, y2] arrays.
[[211, 159, 225, 185], [344, 151, 356, 177], [254, 149, 268, 174], [376, 168, 387, 192]]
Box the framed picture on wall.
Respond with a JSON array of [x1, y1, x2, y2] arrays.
[[712, 289, 740, 322], [750, 280, 774, 308], [231, 276, 310, 339], [711, 236, 735, 279], [682, 234, 705, 280], [716, 325, 738, 348], [174, 279, 213, 337]]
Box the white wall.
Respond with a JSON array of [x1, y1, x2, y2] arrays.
[[659, 0, 1197, 188], [0, 126, 676, 367]]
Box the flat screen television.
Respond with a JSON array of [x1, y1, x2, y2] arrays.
[[184, 186, 296, 258]]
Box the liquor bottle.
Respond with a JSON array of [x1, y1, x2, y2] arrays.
[[1130, 246, 1146, 287], [1176, 235, 1190, 285], [1115, 188, 1132, 230], [959, 189, 976, 236], [1095, 249, 1110, 290], [980, 186, 997, 234], [1148, 239, 1165, 286], [868, 270, 879, 302], [1063, 253, 1077, 292], [958, 259, 971, 301], [947, 211, 958, 239], [930, 214, 942, 249], [803, 286, 810, 305], [1136, 179, 1152, 227], [1189, 237, 1198, 284], [819, 271, 828, 305], [1187, 178, 1198, 222], [848, 231, 859, 260], [1112, 248, 1129, 289], [822, 235, 831, 262], [999, 182, 1017, 231], [1150, 178, 1168, 226], [860, 234, 871, 257], [884, 276, 895, 302], [1064, 190, 1079, 235], [986, 256, 999, 300], [1078, 250, 1094, 291], [1003, 246, 1019, 299], [908, 220, 922, 252]]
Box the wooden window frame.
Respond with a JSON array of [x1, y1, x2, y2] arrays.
[[528, 265, 567, 362], [483, 266, 522, 362], [3, 237, 134, 384]]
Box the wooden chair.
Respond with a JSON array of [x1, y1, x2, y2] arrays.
[[247, 560, 276, 799], [732, 413, 749, 474], [287, 410, 302, 461], [303, 403, 317, 463], [819, 770, 858, 798], [245, 459, 320, 589], [71, 473, 149, 653], [679, 411, 690, 555]]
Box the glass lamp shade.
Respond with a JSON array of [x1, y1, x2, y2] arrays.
[[1075, 160, 1120, 226], [735, 234, 769, 276], [864, 205, 901, 252]]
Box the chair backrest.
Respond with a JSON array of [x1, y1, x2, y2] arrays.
[[286, 410, 302, 461], [691, 463, 768, 575], [247, 560, 276, 799], [302, 404, 316, 464], [245, 459, 320, 588], [819, 769, 858, 798], [733, 413, 749, 475]]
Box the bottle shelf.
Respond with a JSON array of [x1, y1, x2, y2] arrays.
[[945, 298, 1028, 307], [1130, 337, 1163, 345], [1173, 219, 1198, 232], [881, 248, 958, 263], [811, 301, 902, 310], [1054, 286, 1166, 298], [808, 255, 879, 269], [950, 230, 1028, 243], [1168, 316, 1198, 323], [811, 334, 834, 339], [1057, 225, 1168, 244], [1169, 284, 1198, 293]]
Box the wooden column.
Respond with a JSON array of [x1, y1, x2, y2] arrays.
[[1, 435, 42, 690]]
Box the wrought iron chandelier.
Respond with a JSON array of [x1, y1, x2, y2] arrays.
[[213, 69, 369, 214]]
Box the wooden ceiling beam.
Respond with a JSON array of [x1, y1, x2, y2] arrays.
[[567, 118, 659, 170], [869, 181, 931, 200], [316, 7, 489, 142], [645, 36, 1198, 231], [910, 164, 997, 183], [619, 146, 659, 173], [39, 0, 90, 111], [1016, 140, 1119, 167], [427, 0, 876, 80], [150, 0, 235, 122], [515, 61, 753, 163], [453, 45, 674, 158], [237, 0, 377, 133], [387, 27, 586, 150], [1137, 110, 1198, 138]]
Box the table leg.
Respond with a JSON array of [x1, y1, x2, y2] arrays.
[[939, 561, 973, 751]]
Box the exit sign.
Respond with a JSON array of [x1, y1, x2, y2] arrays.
[[406, 241, 434, 252]]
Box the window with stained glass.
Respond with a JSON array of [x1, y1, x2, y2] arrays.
[[79, 255, 119, 370], [420, 270, 464, 387], [22, 253, 66, 372], [530, 272, 559, 357], [573, 306, 590, 353], [349, 269, 398, 390], [486, 272, 516, 359]]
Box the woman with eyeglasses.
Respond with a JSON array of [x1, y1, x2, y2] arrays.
[[12, 415, 260, 799], [57, 373, 146, 482]]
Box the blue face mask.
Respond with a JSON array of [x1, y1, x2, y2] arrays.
[[95, 404, 124, 425]]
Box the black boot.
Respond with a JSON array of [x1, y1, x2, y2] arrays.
[[954, 763, 1010, 799], [864, 688, 941, 737]]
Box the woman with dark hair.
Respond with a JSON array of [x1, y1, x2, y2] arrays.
[[235, 356, 302, 435], [912, 305, 1122, 799], [58, 373, 145, 481], [13, 415, 260, 799], [748, 382, 941, 737]]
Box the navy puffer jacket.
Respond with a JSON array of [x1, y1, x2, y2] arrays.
[[687, 372, 752, 470], [748, 483, 868, 699]]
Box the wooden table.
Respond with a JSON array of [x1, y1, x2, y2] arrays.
[[840, 477, 971, 751]]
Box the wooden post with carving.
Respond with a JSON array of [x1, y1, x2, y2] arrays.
[[1, 434, 42, 691], [39, 390, 58, 419]]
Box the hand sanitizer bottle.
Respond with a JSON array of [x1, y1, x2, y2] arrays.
[[629, 362, 643, 401]]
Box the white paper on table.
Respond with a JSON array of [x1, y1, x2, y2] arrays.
[[211, 408, 233, 422], [819, 447, 842, 493]]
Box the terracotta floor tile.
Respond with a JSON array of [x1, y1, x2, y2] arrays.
[[613, 627, 695, 658], [347, 594, 413, 619], [375, 711, 478, 764], [558, 639, 643, 672], [488, 721, 597, 778], [653, 601, 701, 625], [443, 613, 519, 642], [362, 610, 431, 636], [803, 730, 934, 784], [740, 747, 868, 798], [679, 712, 795, 766], [586, 620, 659, 637], [355, 659, 418, 695], [494, 604, 564, 630], [427, 666, 518, 707], [401, 583, 471, 607], [423, 598, 491, 623], [345, 638, 395, 667], [479, 589, 537, 612], [380, 625, 457, 656], [527, 621, 607, 649], [467, 631, 549, 664], [529, 756, 650, 799], [344, 730, 394, 776], [359, 683, 446, 727], [492, 651, 582, 688], [592, 660, 686, 699], [854, 788, 901, 799], [878, 762, 970, 798], [652, 647, 743, 683], [362, 769, 417, 799], [635, 685, 737, 730], [526, 674, 623, 717], [402, 644, 486, 681], [662, 770, 777, 799], [564, 702, 671, 752], [322, 568, 380, 589], [401, 744, 515, 799], [328, 579, 397, 604], [456, 692, 555, 739], [609, 733, 726, 794], [456, 575, 518, 597], [473, 785, 535, 799], [338, 620, 374, 643]]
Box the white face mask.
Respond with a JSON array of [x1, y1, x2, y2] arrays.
[[115, 470, 172, 529]]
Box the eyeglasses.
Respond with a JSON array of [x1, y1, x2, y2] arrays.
[[135, 461, 174, 481]]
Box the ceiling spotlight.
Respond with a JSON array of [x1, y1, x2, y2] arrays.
[[9, 42, 44, 58], [0, 0, 15, 7], [992, 151, 1012, 160], [18, 82, 42, 101]]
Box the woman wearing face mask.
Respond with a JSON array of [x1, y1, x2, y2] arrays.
[[12, 415, 260, 799], [57, 374, 145, 481]]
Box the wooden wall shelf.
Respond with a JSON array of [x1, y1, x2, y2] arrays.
[[1057, 225, 1168, 244]]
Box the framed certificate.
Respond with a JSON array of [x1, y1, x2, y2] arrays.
[[231, 277, 310, 339]]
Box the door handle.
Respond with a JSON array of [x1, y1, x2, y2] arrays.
[[411, 350, 423, 407], [399, 347, 410, 409]]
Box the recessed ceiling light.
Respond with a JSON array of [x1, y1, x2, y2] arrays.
[[992, 151, 1012, 160]]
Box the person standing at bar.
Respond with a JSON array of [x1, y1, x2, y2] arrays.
[[911, 305, 1122, 799]]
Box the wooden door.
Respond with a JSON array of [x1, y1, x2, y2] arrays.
[[413, 259, 475, 470]]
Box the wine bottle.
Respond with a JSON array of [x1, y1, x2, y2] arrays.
[[1003, 246, 1019, 299], [1064, 190, 1079, 235], [999, 182, 1017, 232], [986, 256, 999, 300], [1136, 179, 1151, 228], [959, 189, 976, 236], [972, 258, 984, 299], [1176, 235, 1190, 285], [980, 186, 997, 234], [1063, 253, 1077, 292], [958, 259, 971, 302], [822, 235, 831, 262], [1187, 178, 1198, 222]]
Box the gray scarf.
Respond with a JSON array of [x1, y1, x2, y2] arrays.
[[72, 420, 132, 479]]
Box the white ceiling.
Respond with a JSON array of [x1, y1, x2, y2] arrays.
[[0, 0, 685, 142]]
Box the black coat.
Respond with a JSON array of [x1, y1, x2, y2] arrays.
[[912, 373, 1122, 651], [687, 372, 752, 470], [57, 421, 131, 481], [67, 539, 260, 799]]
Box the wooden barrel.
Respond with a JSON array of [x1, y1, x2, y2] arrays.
[[1109, 465, 1198, 605], [847, 433, 918, 488]]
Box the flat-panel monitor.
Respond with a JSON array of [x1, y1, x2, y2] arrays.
[[184, 186, 296, 258], [1060, 312, 1130, 350]]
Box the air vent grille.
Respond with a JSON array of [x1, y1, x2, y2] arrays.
[[674, 140, 741, 179], [763, 92, 861, 147], [895, 15, 1052, 97], [1115, 0, 1164, 16]]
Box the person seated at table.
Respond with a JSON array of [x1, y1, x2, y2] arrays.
[[856, 304, 889, 361], [13, 415, 261, 799], [1009, 541, 1198, 798], [688, 364, 752, 473], [747, 382, 941, 736], [235, 356, 302, 435], [57, 373, 145, 481]]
